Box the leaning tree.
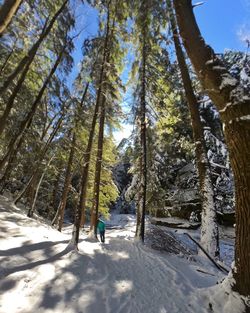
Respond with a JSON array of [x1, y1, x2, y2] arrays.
[[173, 0, 250, 300]]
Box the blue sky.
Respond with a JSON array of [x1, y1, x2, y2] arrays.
[[195, 0, 250, 52], [70, 0, 250, 143], [71, 0, 250, 84]]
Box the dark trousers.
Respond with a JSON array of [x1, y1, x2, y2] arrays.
[[100, 230, 105, 243]]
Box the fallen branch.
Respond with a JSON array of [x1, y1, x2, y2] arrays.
[[184, 232, 229, 273], [196, 268, 216, 276]]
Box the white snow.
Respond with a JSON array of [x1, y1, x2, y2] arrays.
[[239, 114, 250, 120], [0, 195, 246, 313], [219, 75, 238, 90], [227, 114, 250, 123]]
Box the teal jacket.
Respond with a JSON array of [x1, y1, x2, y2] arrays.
[[97, 220, 105, 232]]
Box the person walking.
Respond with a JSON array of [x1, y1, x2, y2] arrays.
[[97, 218, 106, 243]]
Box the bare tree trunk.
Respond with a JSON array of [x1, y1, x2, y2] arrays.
[[135, 195, 141, 237], [48, 169, 61, 219], [173, 0, 250, 299], [89, 96, 106, 237], [168, 0, 219, 258], [73, 88, 102, 244], [138, 27, 147, 243], [0, 0, 22, 36], [0, 48, 64, 171], [53, 132, 76, 231], [73, 3, 111, 247], [53, 84, 89, 230], [27, 172, 38, 210], [52, 133, 76, 231], [135, 3, 147, 243]]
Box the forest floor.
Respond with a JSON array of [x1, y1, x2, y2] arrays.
[[0, 195, 246, 313]]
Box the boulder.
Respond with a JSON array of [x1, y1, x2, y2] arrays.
[[178, 163, 195, 174], [155, 207, 172, 218], [170, 188, 200, 204], [151, 217, 201, 230], [171, 202, 201, 220]]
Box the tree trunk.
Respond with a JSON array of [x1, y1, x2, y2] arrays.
[[138, 28, 147, 243], [0, 0, 22, 36], [173, 0, 250, 298], [168, 0, 219, 258], [54, 84, 89, 229], [73, 3, 111, 247], [135, 4, 147, 243], [0, 48, 64, 171], [52, 133, 76, 231], [27, 172, 38, 210], [73, 87, 101, 242], [89, 95, 106, 237], [48, 169, 61, 219], [54, 131, 76, 231]]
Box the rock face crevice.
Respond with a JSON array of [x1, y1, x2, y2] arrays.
[[154, 160, 234, 226], [112, 162, 135, 214]]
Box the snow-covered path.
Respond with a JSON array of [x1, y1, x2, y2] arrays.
[[0, 196, 245, 313]]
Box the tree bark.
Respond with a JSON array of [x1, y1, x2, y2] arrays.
[[90, 95, 106, 236], [135, 3, 147, 243], [54, 133, 76, 231], [173, 0, 250, 298], [168, 0, 219, 258], [54, 84, 89, 229], [0, 48, 64, 172], [0, 0, 22, 36], [47, 168, 61, 219], [52, 79, 89, 229], [73, 2, 111, 247], [138, 25, 147, 243]]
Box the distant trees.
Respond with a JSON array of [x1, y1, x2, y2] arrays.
[[0, 0, 70, 135], [0, 0, 75, 213], [130, 0, 167, 242]]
